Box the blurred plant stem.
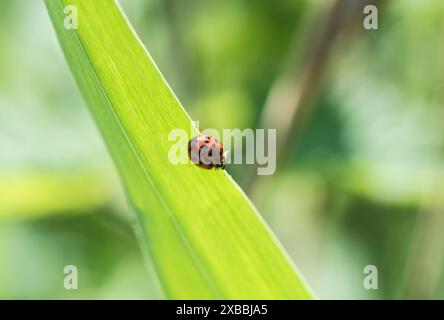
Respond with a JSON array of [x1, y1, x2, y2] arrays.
[[243, 0, 379, 193], [403, 104, 444, 298], [0, 170, 118, 221], [403, 197, 444, 298], [163, 0, 199, 104]]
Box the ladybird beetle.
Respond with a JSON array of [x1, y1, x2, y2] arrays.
[[188, 134, 227, 170]]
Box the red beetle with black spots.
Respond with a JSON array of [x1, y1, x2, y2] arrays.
[[188, 134, 227, 170]]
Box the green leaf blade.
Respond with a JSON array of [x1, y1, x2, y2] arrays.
[[45, 0, 313, 299]]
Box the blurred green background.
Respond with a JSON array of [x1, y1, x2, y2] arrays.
[[1, 0, 444, 299]]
